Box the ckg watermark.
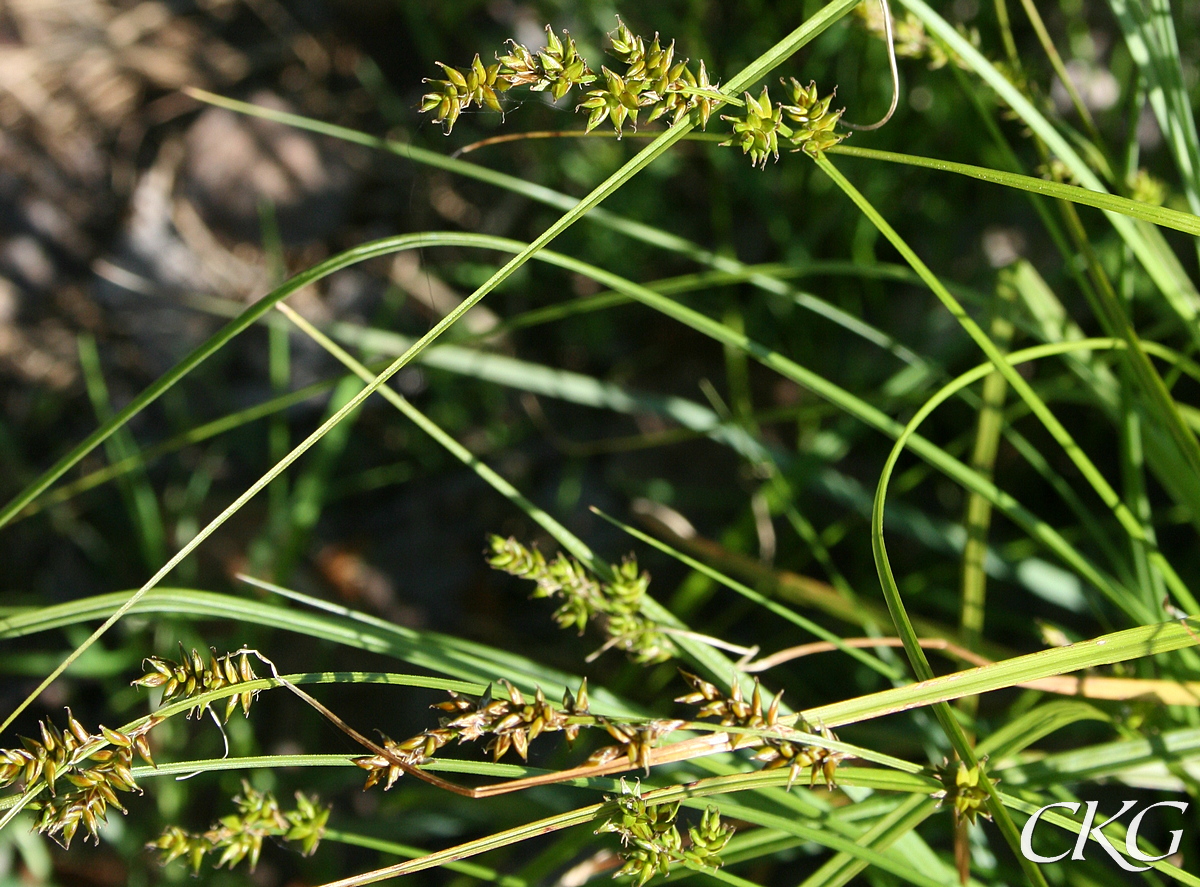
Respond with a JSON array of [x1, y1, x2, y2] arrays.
[[1020, 800, 1188, 872]]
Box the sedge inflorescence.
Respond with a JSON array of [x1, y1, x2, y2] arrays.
[[354, 678, 593, 790], [0, 711, 158, 847], [487, 535, 677, 664], [418, 18, 845, 165], [676, 672, 852, 789], [597, 781, 734, 887], [931, 758, 997, 826], [0, 641, 293, 863], [148, 781, 329, 873], [131, 643, 260, 723], [353, 677, 685, 790]]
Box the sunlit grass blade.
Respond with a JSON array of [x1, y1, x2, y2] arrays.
[[975, 701, 1109, 761], [324, 830, 528, 887], [469, 260, 976, 359], [804, 618, 1200, 728], [998, 723, 1200, 789], [828, 145, 1200, 235], [797, 795, 942, 887]]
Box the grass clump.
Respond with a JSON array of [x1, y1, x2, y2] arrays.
[[2, 2, 1200, 886]]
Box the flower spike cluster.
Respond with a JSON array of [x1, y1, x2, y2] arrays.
[[498, 26, 594, 99], [421, 26, 594, 133], [420, 55, 509, 132], [487, 535, 677, 663], [1, 642, 326, 872], [354, 678, 594, 790], [585, 717, 684, 773], [676, 671, 852, 788], [932, 759, 997, 826], [720, 86, 790, 168], [148, 782, 330, 873], [0, 711, 158, 847], [597, 780, 733, 887], [578, 19, 719, 136], [416, 18, 844, 163], [0, 642, 276, 851], [780, 77, 846, 156], [354, 677, 690, 789], [720, 79, 846, 168], [132, 643, 260, 723]]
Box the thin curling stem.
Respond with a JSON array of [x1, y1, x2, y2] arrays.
[[843, 0, 900, 131]]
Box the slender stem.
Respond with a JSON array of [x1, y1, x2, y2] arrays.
[[843, 0, 900, 131], [957, 278, 1015, 730]]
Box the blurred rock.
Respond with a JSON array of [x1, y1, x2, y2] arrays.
[[181, 90, 359, 244], [0, 0, 250, 385]]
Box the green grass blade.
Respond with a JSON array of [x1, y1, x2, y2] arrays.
[[975, 701, 1110, 761], [76, 333, 167, 571], [827, 145, 1200, 235], [325, 831, 528, 887], [999, 724, 1200, 788], [705, 798, 956, 887], [804, 618, 1200, 729], [798, 795, 942, 887]]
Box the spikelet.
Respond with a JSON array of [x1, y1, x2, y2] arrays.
[[132, 643, 259, 723], [1, 710, 157, 847]]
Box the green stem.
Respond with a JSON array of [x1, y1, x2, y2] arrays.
[[957, 277, 1015, 727]]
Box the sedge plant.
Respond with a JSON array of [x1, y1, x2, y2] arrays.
[[2, 3, 1200, 887]]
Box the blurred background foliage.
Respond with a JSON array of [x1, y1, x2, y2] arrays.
[[1, 0, 1198, 884]]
